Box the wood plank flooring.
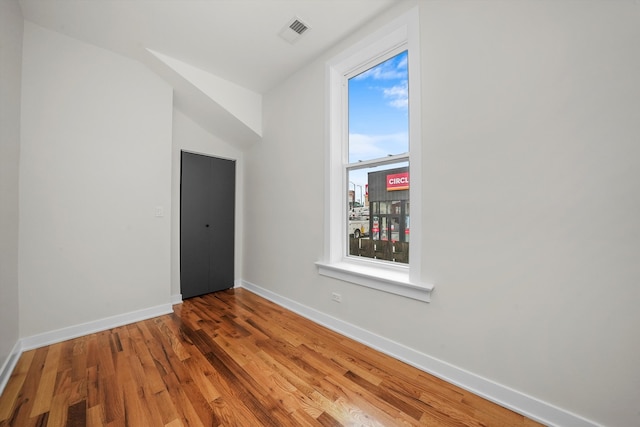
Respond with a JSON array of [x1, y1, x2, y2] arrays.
[[0, 288, 544, 426]]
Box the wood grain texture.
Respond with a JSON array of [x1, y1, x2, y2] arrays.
[[0, 288, 544, 426]]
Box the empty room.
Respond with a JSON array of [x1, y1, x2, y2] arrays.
[[1, 1, 638, 426]]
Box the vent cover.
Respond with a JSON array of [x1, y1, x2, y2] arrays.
[[279, 17, 311, 44], [289, 19, 308, 35]]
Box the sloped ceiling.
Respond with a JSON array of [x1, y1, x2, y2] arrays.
[[19, 0, 398, 146]]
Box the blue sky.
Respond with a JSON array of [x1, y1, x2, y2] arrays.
[[348, 50, 408, 201]]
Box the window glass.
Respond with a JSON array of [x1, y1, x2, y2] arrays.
[[345, 51, 409, 264], [348, 50, 409, 163]]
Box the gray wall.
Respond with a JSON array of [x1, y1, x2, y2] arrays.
[[0, 0, 23, 373], [19, 22, 173, 337], [243, 1, 640, 426]]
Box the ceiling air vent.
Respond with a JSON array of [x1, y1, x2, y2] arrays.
[[279, 17, 311, 44]]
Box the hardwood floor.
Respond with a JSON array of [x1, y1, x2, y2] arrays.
[[0, 288, 544, 426]]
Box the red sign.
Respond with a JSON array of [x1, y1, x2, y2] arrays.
[[386, 172, 409, 191]]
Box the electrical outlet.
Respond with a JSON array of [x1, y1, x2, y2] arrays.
[[331, 292, 342, 303]]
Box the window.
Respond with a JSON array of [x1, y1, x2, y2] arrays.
[[348, 50, 410, 264], [317, 8, 433, 302]]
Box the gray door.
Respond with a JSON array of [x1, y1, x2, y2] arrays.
[[180, 151, 235, 299]]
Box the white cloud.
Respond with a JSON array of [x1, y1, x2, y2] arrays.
[[397, 55, 408, 70], [356, 66, 404, 81], [349, 134, 388, 159], [348, 132, 409, 188], [353, 53, 407, 81], [351, 52, 408, 110], [383, 81, 408, 109], [349, 132, 408, 162]]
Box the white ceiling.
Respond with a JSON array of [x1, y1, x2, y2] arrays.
[[19, 0, 398, 94]]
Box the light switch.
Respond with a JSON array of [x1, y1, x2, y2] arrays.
[[155, 206, 164, 217]]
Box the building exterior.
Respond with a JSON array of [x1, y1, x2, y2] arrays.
[[367, 166, 409, 243]]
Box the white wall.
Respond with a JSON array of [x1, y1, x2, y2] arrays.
[[19, 22, 173, 337], [420, 2, 639, 425], [244, 1, 640, 426], [170, 109, 244, 299], [0, 0, 23, 372]]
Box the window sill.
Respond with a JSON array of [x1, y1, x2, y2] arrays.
[[316, 260, 434, 302]]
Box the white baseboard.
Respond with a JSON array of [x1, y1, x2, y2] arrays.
[[1, 303, 173, 396], [1, 302, 175, 397], [0, 340, 23, 397], [171, 294, 183, 305], [20, 303, 173, 352], [239, 280, 600, 427]]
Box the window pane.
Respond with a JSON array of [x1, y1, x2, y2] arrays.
[[405, 202, 410, 243], [348, 50, 408, 163], [347, 162, 409, 264]]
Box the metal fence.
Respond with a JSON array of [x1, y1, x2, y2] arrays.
[[349, 238, 408, 264]]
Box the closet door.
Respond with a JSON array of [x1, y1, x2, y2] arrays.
[[180, 151, 235, 299]]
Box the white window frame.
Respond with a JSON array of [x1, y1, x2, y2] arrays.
[[316, 7, 434, 302]]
